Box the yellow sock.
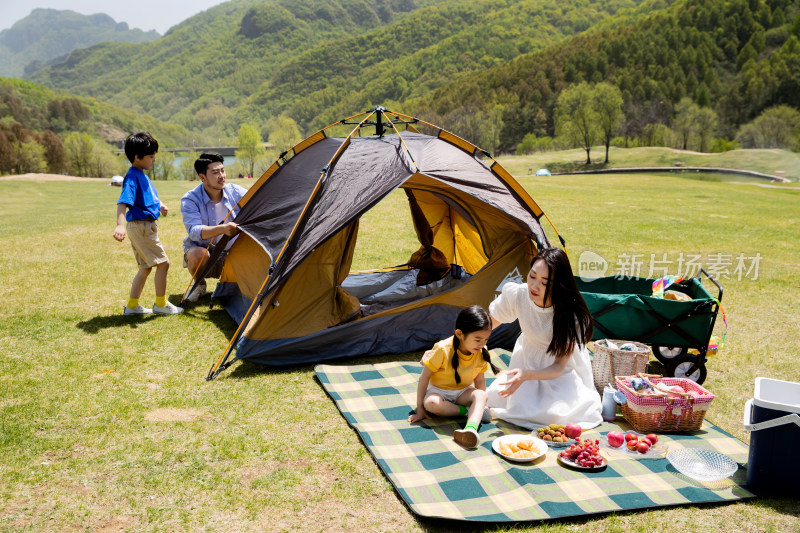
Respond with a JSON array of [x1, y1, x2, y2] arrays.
[[126, 298, 139, 309], [155, 296, 167, 307]]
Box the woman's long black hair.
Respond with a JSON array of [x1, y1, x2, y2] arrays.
[[451, 305, 500, 384], [534, 247, 593, 359]]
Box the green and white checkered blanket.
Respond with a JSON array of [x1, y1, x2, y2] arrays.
[[315, 352, 754, 522]]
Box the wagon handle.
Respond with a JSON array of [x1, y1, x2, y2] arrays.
[[697, 268, 723, 303]]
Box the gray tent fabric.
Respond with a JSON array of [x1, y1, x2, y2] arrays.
[[201, 109, 557, 378], [259, 133, 546, 298]]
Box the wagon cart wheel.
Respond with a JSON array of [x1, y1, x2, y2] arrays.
[[652, 345, 688, 364], [665, 354, 707, 385]]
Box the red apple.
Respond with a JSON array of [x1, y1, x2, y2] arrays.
[[636, 441, 650, 454], [606, 431, 625, 448], [626, 440, 639, 451], [646, 434, 658, 445], [625, 432, 638, 442], [564, 423, 582, 439]]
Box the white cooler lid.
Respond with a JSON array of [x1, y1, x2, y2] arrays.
[[754, 377, 800, 414]]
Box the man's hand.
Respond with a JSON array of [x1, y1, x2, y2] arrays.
[[220, 222, 239, 237], [160, 204, 169, 216], [113, 224, 126, 242]]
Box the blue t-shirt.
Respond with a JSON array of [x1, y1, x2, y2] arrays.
[[117, 166, 161, 221]]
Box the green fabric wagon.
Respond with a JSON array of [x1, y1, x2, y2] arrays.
[[575, 270, 723, 384]]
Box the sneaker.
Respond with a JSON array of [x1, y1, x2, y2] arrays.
[[481, 408, 492, 424], [185, 281, 207, 302], [454, 428, 480, 448], [153, 301, 184, 315], [123, 304, 152, 316]]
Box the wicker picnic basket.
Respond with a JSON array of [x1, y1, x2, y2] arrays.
[[591, 339, 651, 394], [615, 373, 715, 433]]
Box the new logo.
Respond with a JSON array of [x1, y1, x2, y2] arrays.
[[578, 251, 608, 282]]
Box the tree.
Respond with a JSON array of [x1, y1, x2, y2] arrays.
[[736, 105, 800, 150], [694, 107, 718, 152], [64, 132, 95, 177], [0, 131, 18, 174], [15, 140, 47, 173], [39, 130, 66, 173], [265, 115, 302, 154], [147, 150, 176, 181], [235, 123, 265, 178], [180, 151, 200, 181], [673, 97, 698, 150], [555, 82, 598, 164], [592, 82, 624, 163]]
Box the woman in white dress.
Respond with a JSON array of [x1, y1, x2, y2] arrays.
[[486, 247, 602, 429]]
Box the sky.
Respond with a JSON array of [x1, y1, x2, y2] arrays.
[[0, 0, 229, 34]]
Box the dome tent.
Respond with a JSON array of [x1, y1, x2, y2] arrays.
[[196, 107, 561, 379]]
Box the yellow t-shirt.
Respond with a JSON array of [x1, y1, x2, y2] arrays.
[[422, 336, 489, 390]]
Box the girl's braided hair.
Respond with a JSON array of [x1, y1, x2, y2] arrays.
[[451, 305, 500, 384]]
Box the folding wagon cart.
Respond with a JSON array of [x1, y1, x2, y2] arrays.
[[576, 269, 723, 384]]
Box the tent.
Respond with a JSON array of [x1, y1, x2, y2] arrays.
[[536, 168, 551, 176], [197, 107, 562, 379]]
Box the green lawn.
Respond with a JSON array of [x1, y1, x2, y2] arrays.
[[0, 170, 798, 531], [499, 146, 800, 182]]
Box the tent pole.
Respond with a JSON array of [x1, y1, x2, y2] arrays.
[[375, 106, 384, 137], [207, 110, 379, 380]]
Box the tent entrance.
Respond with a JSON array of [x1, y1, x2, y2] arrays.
[[344, 183, 487, 318], [343, 268, 473, 317]]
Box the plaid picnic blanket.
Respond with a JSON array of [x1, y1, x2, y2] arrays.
[[315, 351, 755, 522]]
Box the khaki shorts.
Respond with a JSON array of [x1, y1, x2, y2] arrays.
[[183, 244, 226, 279], [127, 219, 168, 269]]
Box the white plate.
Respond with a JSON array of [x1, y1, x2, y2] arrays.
[[601, 436, 669, 459], [492, 435, 548, 463], [557, 453, 607, 471]]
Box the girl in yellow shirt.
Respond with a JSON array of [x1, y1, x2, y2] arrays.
[[408, 305, 500, 448]]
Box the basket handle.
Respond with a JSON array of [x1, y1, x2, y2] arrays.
[[608, 348, 616, 381], [640, 374, 695, 403], [615, 374, 669, 398]]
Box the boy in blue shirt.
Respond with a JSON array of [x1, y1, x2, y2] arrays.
[[112, 132, 183, 316]]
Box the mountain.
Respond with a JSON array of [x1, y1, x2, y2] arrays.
[[18, 0, 800, 156], [27, 0, 645, 136], [0, 9, 160, 78], [0, 9, 160, 79], [417, 0, 800, 151]]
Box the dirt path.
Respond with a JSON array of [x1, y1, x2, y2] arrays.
[[0, 173, 104, 182], [730, 181, 800, 190]]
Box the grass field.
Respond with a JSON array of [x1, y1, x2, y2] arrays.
[[498, 146, 800, 182], [1, 163, 799, 531]]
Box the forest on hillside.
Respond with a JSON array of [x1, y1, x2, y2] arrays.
[[0, 78, 195, 177], [27, 0, 645, 138], [2, 0, 799, 178], [416, 0, 800, 154]]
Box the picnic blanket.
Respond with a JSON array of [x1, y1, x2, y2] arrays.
[[315, 351, 755, 522]]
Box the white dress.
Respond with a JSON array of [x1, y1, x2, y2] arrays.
[[487, 282, 602, 429]]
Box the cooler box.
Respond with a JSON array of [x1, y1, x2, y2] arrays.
[[743, 377, 800, 495]]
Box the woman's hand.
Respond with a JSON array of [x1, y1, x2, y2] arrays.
[[408, 407, 429, 423], [497, 368, 527, 398]]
